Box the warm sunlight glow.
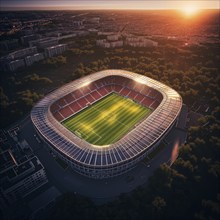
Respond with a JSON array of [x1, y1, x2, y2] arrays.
[[181, 5, 199, 17]]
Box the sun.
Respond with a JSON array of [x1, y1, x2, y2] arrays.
[[181, 5, 199, 17]]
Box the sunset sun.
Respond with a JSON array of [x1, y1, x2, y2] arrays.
[[181, 5, 200, 17]]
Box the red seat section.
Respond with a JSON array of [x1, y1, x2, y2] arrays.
[[64, 93, 75, 104], [140, 87, 151, 96], [85, 94, 95, 103], [59, 106, 73, 118], [135, 93, 145, 103], [50, 103, 60, 113], [69, 102, 81, 113], [90, 91, 101, 100], [95, 80, 103, 88], [127, 90, 137, 99], [77, 97, 87, 108], [53, 112, 64, 121], [72, 90, 82, 99], [89, 84, 97, 91], [104, 85, 112, 93], [114, 85, 123, 93], [148, 90, 157, 98], [119, 87, 130, 96], [141, 97, 154, 107], [80, 86, 90, 96], [150, 100, 160, 109], [98, 87, 108, 96], [126, 81, 134, 90], [133, 83, 145, 92]]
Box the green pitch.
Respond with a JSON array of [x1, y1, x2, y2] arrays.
[[62, 93, 151, 146]]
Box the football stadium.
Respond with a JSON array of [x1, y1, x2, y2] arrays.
[[31, 70, 182, 179]]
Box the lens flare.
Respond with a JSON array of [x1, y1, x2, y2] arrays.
[[170, 140, 179, 165]]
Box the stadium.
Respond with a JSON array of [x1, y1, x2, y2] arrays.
[[31, 70, 182, 179]]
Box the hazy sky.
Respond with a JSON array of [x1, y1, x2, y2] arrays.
[[0, 0, 219, 10]]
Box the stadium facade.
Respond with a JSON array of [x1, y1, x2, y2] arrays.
[[31, 70, 182, 179]]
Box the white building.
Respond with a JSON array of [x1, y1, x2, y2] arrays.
[[125, 37, 158, 47], [25, 53, 44, 66], [110, 41, 123, 48], [97, 34, 156, 49], [29, 37, 58, 49], [107, 34, 119, 41], [45, 44, 67, 58], [7, 59, 25, 71], [96, 39, 123, 48], [7, 47, 37, 60]]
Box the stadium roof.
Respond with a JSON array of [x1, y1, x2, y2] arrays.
[[31, 70, 182, 167]]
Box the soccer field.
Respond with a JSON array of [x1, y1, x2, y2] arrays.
[[62, 93, 151, 146]]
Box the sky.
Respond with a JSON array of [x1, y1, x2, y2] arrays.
[[0, 0, 219, 10]]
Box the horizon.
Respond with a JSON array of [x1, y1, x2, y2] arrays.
[[1, 8, 220, 12], [0, 0, 219, 11]]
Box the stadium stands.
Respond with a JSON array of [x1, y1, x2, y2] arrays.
[[31, 70, 182, 179], [50, 75, 164, 122]]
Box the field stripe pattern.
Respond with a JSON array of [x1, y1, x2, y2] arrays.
[[62, 93, 151, 146]]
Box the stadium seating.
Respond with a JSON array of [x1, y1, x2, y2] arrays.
[[50, 75, 164, 122], [32, 70, 182, 179]]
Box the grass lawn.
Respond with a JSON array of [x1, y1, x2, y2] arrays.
[[62, 93, 151, 146]]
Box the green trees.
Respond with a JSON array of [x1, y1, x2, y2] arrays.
[[44, 55, 67, 66], [25, 73, 52, 84], [17, 90, 43, 107]]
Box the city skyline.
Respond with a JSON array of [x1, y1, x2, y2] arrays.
[[1, 0, 219, 10]]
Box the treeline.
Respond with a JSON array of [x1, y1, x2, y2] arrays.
[[73, 49, 219, 107], [0, 73, 52, 128]]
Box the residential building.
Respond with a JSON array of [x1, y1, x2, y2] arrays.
[[7, 47, 37, 60], [25, 53, 44, 66], [96, 39, 123, 48], [107, 34, 119, 41], [44, 44, 67, 57], [7, 59, 25, 72], [110, 41, 123, 48], [125, 37, 158, 47], [29, 37, 58, 49], [0, 155, 48, 205]]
